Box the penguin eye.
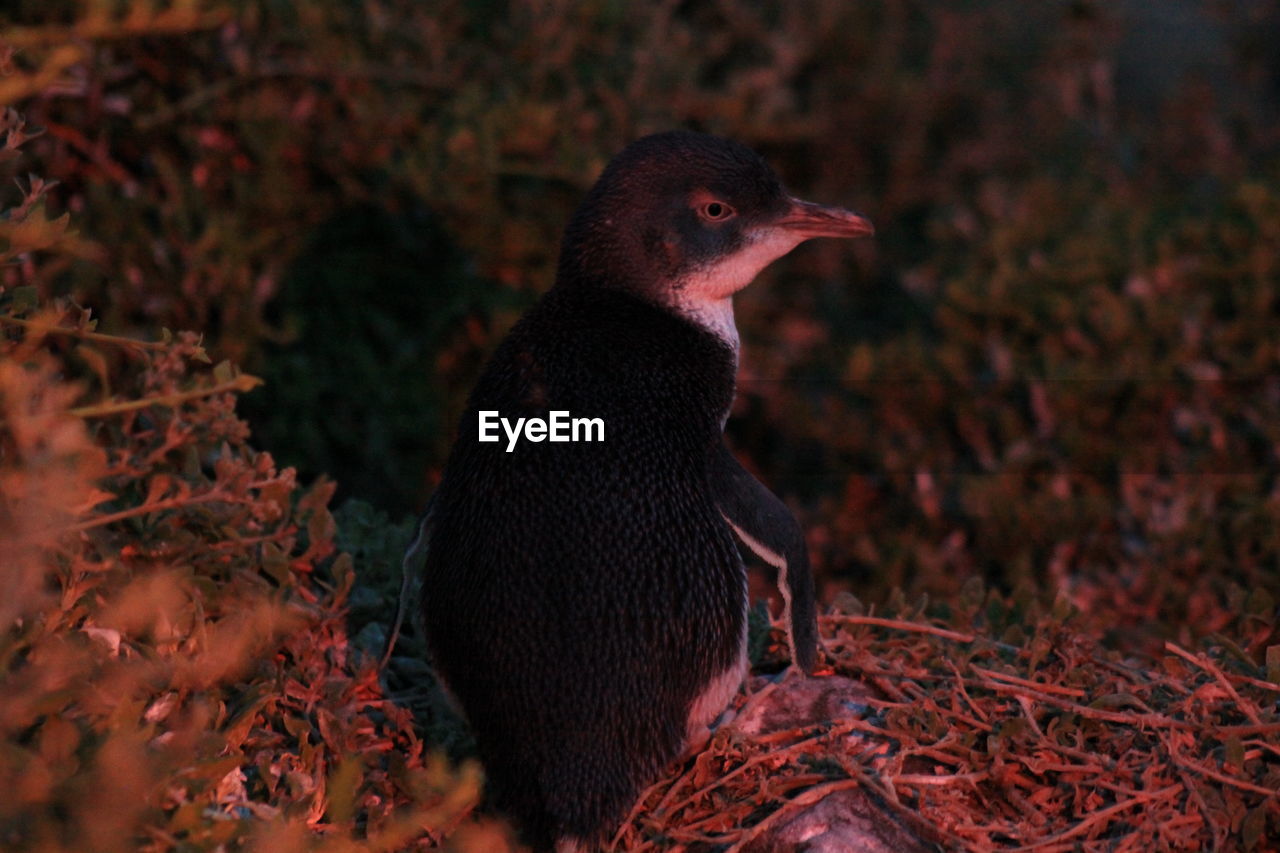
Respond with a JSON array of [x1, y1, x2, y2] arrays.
[[698, 201, 735, 222]]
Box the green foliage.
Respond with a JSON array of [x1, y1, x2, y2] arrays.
[[746, 599, 776, 669], [332, 497, 478, 760], [333, 498, 418, 619]]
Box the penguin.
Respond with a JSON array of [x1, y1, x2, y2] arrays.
[[408, 130, 873, 851]]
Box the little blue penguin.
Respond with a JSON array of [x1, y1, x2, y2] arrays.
[[407, 130, 873, 851]]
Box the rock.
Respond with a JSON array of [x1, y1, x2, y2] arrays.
[[741, 787, 931, 853], [734, 674, 876, 737], [732, 673, 934, 853]]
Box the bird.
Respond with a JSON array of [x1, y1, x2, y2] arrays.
[[404, 130, 873, 851]]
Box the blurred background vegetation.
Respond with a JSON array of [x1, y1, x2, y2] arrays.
[[4, 0, 1280, 656]]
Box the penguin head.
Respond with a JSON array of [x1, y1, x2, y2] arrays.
[[556, 130, 873, 343]]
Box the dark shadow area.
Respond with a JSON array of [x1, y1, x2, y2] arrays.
[[241, 199, 530, 513]]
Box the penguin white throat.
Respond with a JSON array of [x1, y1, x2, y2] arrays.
[[677, 294, 740, 356], [666, 226, 809, 356]]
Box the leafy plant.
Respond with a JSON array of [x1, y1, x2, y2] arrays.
[[0, 296, 503, 851]]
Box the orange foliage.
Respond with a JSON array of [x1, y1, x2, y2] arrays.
[[0, 305, 491, 851]]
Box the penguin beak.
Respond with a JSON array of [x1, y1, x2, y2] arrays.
[[776, 197, 875, 240]]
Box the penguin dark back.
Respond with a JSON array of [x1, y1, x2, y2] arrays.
[[410, 130, 874, 851]]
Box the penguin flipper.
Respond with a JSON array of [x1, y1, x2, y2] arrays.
[[380, 495, 434, 670], [710, 441, 819, 674]]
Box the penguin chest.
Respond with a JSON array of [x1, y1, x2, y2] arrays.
[[681, 539, 750, 750], [684, 634, 748, 747]]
